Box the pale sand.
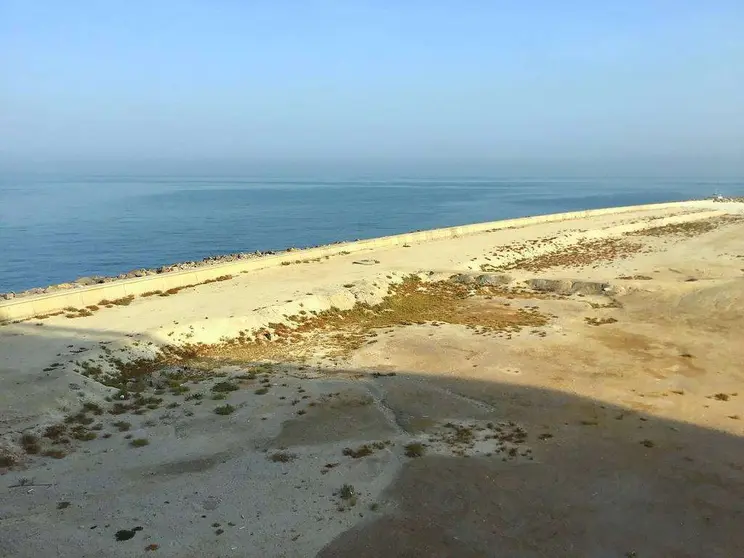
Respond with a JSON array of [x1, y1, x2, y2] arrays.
[[1, 199, 744, 557]]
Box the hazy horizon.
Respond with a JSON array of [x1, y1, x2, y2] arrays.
[[2, 1, 743, 174], [2, 156, 744, 181]]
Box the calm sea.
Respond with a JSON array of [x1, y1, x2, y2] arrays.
[[1, 173, 742, 293]]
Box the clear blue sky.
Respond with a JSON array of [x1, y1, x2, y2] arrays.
[[1, 1, 743, 173]]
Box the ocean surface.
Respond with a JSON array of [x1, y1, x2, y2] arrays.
[[1, 173, 743, 293]]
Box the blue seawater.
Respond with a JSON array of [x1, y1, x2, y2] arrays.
[[1, 172, 742, 292]]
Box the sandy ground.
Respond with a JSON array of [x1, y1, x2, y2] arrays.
[[2, 200, 744, 557]]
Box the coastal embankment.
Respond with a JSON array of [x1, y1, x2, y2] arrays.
[[0, 200, 727, 322]]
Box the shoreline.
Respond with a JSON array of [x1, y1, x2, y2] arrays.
[[7, 196, 734, 301], [0, 200, 721, 322]]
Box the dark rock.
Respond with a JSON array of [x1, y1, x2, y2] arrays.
[[570, 280, 611, 295], [476, 274, 512, 286], [450, 274, 475, 284], [73, 276, 101, 286], [49, 283, 74, 291], [525, 278, 610, 296]]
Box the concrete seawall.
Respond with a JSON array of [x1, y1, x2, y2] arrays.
[[0, 201, 716, 322]]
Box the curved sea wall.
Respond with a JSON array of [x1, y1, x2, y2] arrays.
[[0, 201, 708, 322]]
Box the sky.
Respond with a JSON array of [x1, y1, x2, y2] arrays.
[[1, 1, 743, 173]]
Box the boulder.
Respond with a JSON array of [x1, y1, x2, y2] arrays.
[[525, 278, 611, 296], [73, 276, 101, 286], [449, 273, 475, 284], [476, 274, 512, 286]]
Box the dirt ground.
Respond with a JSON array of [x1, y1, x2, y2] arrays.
[[2, 203, 744, 557]]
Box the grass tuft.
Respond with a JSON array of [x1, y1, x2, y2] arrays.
[[339, 484, 356, 500], [211, 380, 239, 393], [269, 452, 296, 463], [112, 421, 131, 432], [404, 442, 426, 458]]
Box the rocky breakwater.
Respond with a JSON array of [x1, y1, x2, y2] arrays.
[[710, 195, 744, 203]]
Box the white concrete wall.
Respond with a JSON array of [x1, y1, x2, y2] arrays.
[[0, 201, 709, 322]]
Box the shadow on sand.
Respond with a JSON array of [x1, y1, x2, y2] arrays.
[[2, 321, 744, 558]]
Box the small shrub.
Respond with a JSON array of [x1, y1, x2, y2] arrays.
[[185, 392, 204, 401], [141, 290, 162, 297], [82, 402, 103, 415], [404, 442, 426, 458], [339, 484, 356, 500], [43, 424, 66, 439], [254, 387, 269, 395], [130, 438, 149, 447], [166, 402, 180, 409], [342, 444, 381, 458], [72, 430, 96, 441], [0, 454, 17, 467], [20, 433, 41, 454], [214, 404, 236, 415], [113, 421, 131, 432], [211, 393, 227, 400], [269, 452, 296, 463], [211, 381, 239, 393], [65, 413, 94, 425]]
